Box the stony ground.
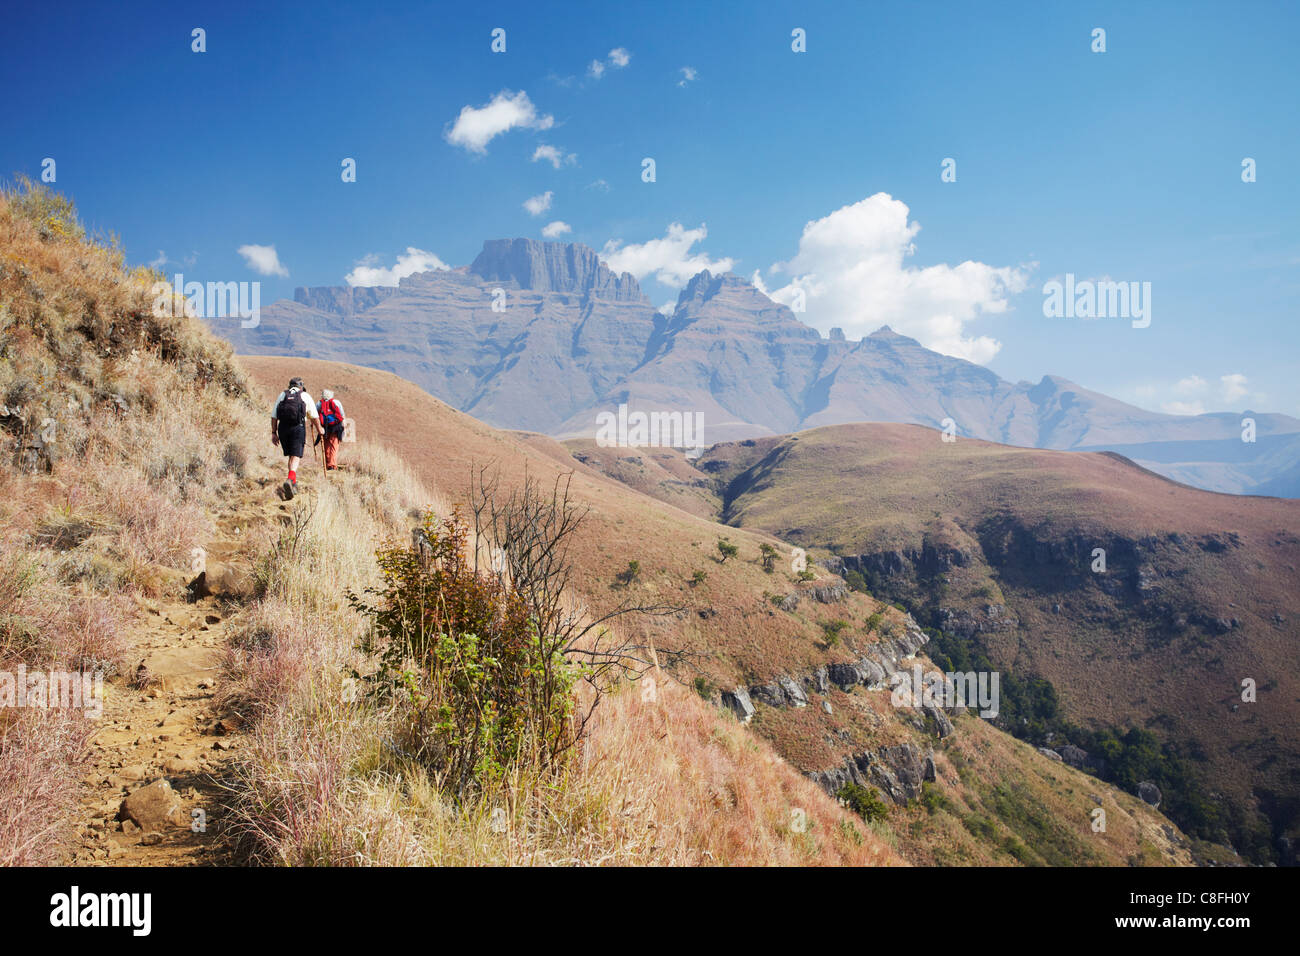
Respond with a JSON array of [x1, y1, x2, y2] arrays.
[[68, 481, 295, 866]]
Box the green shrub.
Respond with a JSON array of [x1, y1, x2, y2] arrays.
[[352, 511, 577, 798], [821, 619, 849, 646], [837, 782, 890, 822]]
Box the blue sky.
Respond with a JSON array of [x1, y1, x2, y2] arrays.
[[4, 0, 1298, 417]]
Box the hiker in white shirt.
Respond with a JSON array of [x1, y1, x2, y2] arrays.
[[269, 377, 322, 499]]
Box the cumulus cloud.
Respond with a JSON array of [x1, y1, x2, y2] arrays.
[[600, 223, 735, 288], [238, 244, 288, 277], [345, 247, 448, 287], [678, 66, 697, 87], [1220, 373, 1249, 403], [589, 47, 630, 78], [523, 191, 553, 216], [759, 193, 1028, 364], [531, 144, 577, 169], [445, 90, 553, 154], [1175, 375, 1208, 393], [542, 221, 572, 239]]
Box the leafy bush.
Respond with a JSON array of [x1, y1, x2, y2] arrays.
[[616, 560, 640, 586], [837, 782, 890, 822], [716, 538, 738, 563], [352, 511, 577, 798], [843, 568, 869, 594], [821, 619, 849, 646], [759, 543, 777, 572]]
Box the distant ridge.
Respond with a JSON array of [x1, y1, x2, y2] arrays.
[[219, 239, 1300, 496]]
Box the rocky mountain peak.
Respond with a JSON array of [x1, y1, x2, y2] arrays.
[[469, 238, 646, 302]]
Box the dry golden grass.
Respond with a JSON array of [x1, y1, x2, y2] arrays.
[[0, 181, 259, 863], [224, 445, 902, 865]]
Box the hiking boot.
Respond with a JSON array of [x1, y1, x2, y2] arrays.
[[282, 479, 294, 500]]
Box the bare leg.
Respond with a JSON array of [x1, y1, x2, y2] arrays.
[[287, 455, 301, 474]]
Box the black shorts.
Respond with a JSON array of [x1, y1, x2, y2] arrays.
[[278, 422, 306, 458]]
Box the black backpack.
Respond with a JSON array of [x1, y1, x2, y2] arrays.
[[276, 388, 306, 426]]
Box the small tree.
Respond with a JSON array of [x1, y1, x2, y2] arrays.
[[617, 560, 641, 586], [837, 782, 890, 822], [821, 619, 849, 647], [690, 569, 707, 587], [759, 543, 778, 573], [716, 538, 739, 563]]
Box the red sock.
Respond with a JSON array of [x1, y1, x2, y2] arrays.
[[288, 470, 296, 481]]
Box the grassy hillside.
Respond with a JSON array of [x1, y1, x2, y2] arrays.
[[627, 423, 1297, 863], [0, 182, 897, 866], [241, 355, 1198, 866], [0, 180, 1199, 866]]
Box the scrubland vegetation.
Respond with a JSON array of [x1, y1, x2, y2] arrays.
[[1, 181, 894, 866]]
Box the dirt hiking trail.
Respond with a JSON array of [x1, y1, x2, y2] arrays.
[[69, 466, 315, 866]]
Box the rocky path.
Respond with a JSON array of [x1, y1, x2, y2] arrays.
[[69, 482, 290, 866]]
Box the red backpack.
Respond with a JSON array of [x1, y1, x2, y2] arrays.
[[319, 398, 342, 427]]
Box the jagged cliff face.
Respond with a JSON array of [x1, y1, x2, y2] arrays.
[[469, 238, 645, 302], [219, 239, 1300, 494]]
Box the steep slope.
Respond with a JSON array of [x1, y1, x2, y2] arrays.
[[0, 184, 913, 867], [241, 355, 1200, 865], [674, 424, 1299, 863], [219, 240, 1300, 495]]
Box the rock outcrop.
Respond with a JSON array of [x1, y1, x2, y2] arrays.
[[808, 743, 935, 805], [469, 238, 645, 302]]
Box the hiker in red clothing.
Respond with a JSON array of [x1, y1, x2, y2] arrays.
[[316, 389, 346, 471], [270, 377, 322, 499]]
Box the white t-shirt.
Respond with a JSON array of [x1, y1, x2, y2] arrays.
[[270, 389, 319, 423]]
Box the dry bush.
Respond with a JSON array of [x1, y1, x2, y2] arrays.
[[0, 706, 89, 866], [225, 461, 899, 866]]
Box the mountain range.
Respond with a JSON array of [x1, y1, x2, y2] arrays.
[[220, 238, 1300, 497]]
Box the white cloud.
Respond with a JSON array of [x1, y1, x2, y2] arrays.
[[1175, 375, 1207, 393], [345, 247, 448, 287], [531, 144, 577, 169], [238, 244, 288, 277], [600, 223, 735, 288], [542, 221, 572, 239], [1220, 373, 1248, 403], [1162, 400, 1207, 416], [678, 66, 698, 87], [589, 48, 630, 79], [445, 90, 553, 155], [759, 193, 1028, 364], [586, 178, 610, 192], [149, 250, 168, 269], [658, 301, 676, 315], [523, 191, 553, 216]]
